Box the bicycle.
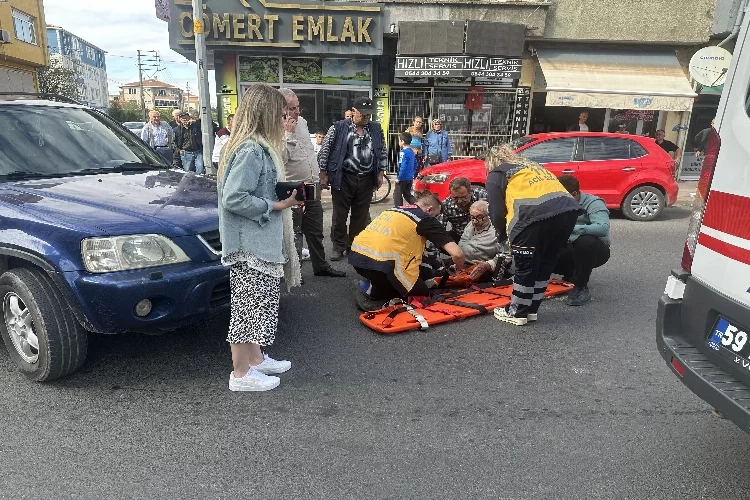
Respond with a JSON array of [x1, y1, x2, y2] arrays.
[[372, 173, 392, 204]]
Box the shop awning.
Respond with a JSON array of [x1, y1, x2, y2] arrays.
[[536, 48, 697, 112]]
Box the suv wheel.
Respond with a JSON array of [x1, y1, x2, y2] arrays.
[[621, 186, 665, 221], [0, 268, 87, 381]]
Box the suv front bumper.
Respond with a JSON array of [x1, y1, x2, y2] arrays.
[[62, 261, 230, 334]]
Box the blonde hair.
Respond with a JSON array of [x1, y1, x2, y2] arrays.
[[485, 144, 539, 174], [217, 84, 286, 180]]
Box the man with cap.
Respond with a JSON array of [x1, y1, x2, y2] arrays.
[[318, 97, 388, 261], [174, 111, 204, 174]]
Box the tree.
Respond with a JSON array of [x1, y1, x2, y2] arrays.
[[37, 61, 79, 101], [106, 100, 142, 123]]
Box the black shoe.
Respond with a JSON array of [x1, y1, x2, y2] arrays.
[[330, 251, 346, 262], [355, 288, 384, 312], [315, 267, 346, 278], [567, 287, 591, 306]]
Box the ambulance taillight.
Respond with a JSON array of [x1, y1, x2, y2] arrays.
[[681, 129, 721, 273]]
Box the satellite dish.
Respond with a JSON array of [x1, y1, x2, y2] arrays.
[[689, 46, 732, 87]]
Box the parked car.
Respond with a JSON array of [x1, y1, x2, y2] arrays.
[[413, 132, 679, 221], [123, 121, 146, 135], [0, 94, 228, 381]]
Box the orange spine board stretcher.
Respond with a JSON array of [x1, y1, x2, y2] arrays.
[[359, 279, 575, 334]]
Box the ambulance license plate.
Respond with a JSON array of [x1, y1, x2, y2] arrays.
[[707, 317, 750, 363]]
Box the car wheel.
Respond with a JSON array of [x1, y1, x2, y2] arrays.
[[621, 186, 665, 221], [0, 268, 87, 381]]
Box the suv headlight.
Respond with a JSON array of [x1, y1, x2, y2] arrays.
[[82, 235, 190, 273], [420, 173, 450, 184]]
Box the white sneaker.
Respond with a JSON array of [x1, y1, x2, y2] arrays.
[[528, 313, 538, 321], [229, 369, 280, 392], [301, 248, 311, 261], [252, 353, 292, 375], [493, 307, 528, 326]]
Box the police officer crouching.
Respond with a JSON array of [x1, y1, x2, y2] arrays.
[[485, 145, 582, 326], [349, 190, 465, 312]]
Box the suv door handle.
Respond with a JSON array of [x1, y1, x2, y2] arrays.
[[622, 167, 636, 172], [561, 169, 576, 174]]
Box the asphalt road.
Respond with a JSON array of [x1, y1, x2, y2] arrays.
[[2, 202, 749, 500]]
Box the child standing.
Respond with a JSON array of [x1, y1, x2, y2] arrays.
[[394, 132, 417, 207]]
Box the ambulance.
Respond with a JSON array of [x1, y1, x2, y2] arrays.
[[656, 7, 750, 433]]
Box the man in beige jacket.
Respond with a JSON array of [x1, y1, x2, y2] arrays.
[[280, 88, 345, 278]]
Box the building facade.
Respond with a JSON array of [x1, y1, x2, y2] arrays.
[[119, 78, 184, 112], [0, 0, 47, 92], [46, 25, 108, 108], [167, 0, 724, 172]]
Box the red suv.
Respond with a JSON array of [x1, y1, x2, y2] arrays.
[[413, 132, 679, 221]]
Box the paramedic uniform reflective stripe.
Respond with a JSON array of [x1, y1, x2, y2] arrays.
[[500, 163, 581, 242]]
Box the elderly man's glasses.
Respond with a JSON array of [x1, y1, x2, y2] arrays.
[[470, 214, 488, 221]]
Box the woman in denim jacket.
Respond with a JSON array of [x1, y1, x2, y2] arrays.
[[217, 84, 302, 392]]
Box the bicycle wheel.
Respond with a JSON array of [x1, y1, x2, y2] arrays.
[[372, 175, 392, 204]]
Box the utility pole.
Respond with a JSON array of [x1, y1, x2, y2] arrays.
[[137, 50, 146, 121], [137, 50, 160, 120], [192, 0, 214, 174]]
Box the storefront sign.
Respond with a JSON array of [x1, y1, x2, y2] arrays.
[[169, 0, 384, 56], [373, 84, 389, 132], [395, 56, 522, 79], [512, 87, 531, 136]]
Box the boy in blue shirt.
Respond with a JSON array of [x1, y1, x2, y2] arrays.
[[394, 132, 417, 207]]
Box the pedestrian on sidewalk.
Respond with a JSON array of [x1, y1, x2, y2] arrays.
[[485, 145, 581, 326], [394, 131, 417, 207], [279, 88, 345, 278], [318, 97, 388, 261], [217, 84, 300, 392], [140, 111, 174, 165], [212, 113, 233, 172], [175, 112, 204, 174]]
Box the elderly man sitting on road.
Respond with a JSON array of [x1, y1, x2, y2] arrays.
[[458, 200, 510, 282]]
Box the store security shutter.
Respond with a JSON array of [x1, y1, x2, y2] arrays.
[[465, 21, 525, 57], [0, 68, 36, 92], [398, 21, 464, 55]]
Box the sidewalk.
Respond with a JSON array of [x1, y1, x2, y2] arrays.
[[675, 180, 698, 208]]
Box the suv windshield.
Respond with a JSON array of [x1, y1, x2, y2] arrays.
[[0, 105, 164, 177]]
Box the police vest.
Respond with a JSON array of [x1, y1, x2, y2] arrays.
[[499, 163, 580, 242], [349, 206, 429, 295]]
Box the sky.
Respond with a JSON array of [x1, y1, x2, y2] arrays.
[[43, 0, 217, 104]]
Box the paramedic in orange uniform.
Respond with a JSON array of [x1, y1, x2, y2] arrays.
[[349, 190, 465, 311]]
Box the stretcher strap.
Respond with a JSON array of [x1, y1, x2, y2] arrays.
[[380, 303, 429, 330], [442, 300, 489, 315]]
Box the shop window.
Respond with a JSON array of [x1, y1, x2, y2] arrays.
[[582, 137, 632, 161], [520, 138, 578, 163]]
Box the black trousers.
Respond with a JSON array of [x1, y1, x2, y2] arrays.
[[331, 172, 375, 254], [509, 211, 578, 317], [553, 235, 610, 288], [292, 196, 329, 274], [393, 180, 416, 207], [355, 267, 430, 300]]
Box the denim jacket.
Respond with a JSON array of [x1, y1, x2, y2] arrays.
[[218, 139, 285, 264]]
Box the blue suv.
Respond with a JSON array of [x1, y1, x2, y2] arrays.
[[0, 95, 229, 381]]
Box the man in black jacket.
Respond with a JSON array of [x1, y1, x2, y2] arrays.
[[174, 112, 204, 174], [318, 97, 388, 261]]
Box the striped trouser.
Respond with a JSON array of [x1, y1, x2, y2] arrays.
[[507, 212, 578, 318]]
